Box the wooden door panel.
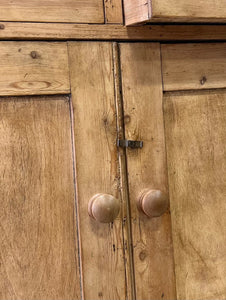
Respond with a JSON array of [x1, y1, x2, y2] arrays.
[[68, 42, 128, 300], [164, 90, 226, 300], [0, 96, 80, 300], [161, 43, 226, 92], [0, 42, 70, 96], [119, 43, 176, 300], [0, 0, 104, 23]]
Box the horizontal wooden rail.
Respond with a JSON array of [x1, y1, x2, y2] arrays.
[[0, 22, 226, 41]]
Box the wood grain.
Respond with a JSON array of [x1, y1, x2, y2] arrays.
[[124, 0, 150, 25], [124, 0, 226, 24], [164, 90, 226, 300], [161, 43, 226, 91], [120, 43, 176, 300], [0, 0, 104, 23], [0, 96, 81, 300], [104, 0, 123, 23], [152, 0, 226, 21], [0, 42, 69, 96], [0, 22, 226, 41], [68, 42, 127, 300]]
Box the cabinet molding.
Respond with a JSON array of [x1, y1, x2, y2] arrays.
[[0, 22, 226, 41]]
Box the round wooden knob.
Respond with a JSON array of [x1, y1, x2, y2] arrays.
[[88, 194, 120, 223], [138, 189, 168, 218]]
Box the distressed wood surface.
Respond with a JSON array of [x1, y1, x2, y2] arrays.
[[0, 22, 226, 41], [112, 42, 135, 300], [0, 42, 69, 96], [162, 43, 226, 91], [0, 96, 81, 300], [120, 43, 176, 300], [69, 42, 127, 300], [0, 0, 104, 23], [104, 0, 123, 23], [164, 90, 226, 300]]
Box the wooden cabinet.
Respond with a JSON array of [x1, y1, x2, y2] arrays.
[[0, 41, 225, 300], [124, 0, 226, 25]]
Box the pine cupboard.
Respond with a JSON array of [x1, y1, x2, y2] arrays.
[[0, 41, 225, 300], [2, 0, 226, 26]]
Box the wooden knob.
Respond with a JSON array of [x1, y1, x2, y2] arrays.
[[88, 194, 120, 223], [138, 189, 168, 218]]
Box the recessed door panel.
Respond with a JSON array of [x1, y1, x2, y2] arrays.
[[164, 90, 226, 300], [0, 96, 80, 300]]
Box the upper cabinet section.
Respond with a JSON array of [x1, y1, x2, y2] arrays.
[[124, 0, 226, 25], [0, 0, 104, 23]]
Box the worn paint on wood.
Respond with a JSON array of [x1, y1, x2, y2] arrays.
[[120, 43, 176, 300], [164, 90, 226, 300], [0, 42, 70, 96], [0, 96, 81, 300]]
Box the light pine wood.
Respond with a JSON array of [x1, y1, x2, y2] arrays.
[[120, 43, 176, 300], [161, 43, 226, 92], [0, 22, 226, 41], [0, 42, 69, 96], [124, 0, 150, 25], [68, 42, 127, 300], [124, 0, 226, 25], [0, 96, 80, 300], [104, 0, 123, 23], [164, 90, 226, 300], [0, 0, 104, 23], [152, 0, 226, 21]]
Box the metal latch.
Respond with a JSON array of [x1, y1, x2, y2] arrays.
[[117, 139, 143, 149]]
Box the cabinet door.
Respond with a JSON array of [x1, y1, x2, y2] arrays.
[[119, 42, 226, 300], [0, 41, 131, 300], [68, 42, 131, 300], [119, 43, 176, 300], [0, 42, 81, 300], [162, 43, 226, 300]]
